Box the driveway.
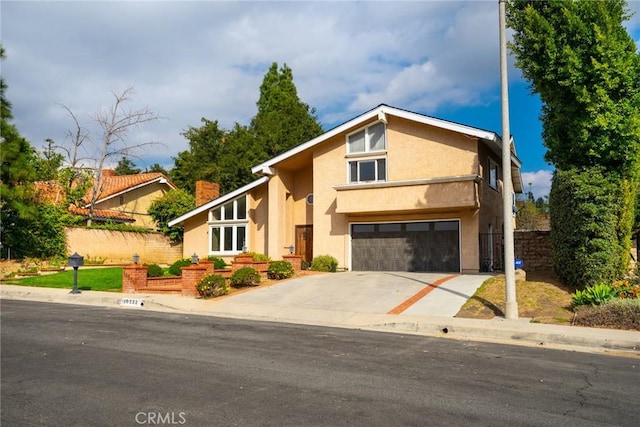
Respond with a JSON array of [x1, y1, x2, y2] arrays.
[[219, 272, 491, 318]]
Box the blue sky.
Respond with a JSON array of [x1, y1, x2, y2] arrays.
[[2, 1, 639, 199]]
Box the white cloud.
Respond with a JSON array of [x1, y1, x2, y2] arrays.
[[521, 170, 554, 200], [1, 1, 540, 171]]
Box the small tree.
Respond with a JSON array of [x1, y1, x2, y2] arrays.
[[148, 189, 195, 241], [114, 156, 141, 175]]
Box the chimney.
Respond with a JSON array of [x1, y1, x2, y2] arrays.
[[102, 169, 116, 177], [195, 181, 220, 207]]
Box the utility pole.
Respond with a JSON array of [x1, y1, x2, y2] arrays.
[[499, 0, 518, 319]]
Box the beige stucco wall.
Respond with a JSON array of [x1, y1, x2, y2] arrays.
[[388, 117, 478, 180], [95, 182, 171, 228], [182, 211, 209, 260], [477, 142, 506, 234], [65, 227, 182, 264], [249, 184, 269, 255]]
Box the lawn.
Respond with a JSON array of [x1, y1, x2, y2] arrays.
[[456, 271, 575, 324], [5, 267, 122, 292]]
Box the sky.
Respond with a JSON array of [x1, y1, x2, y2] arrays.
[[2, 1, 640, 200]]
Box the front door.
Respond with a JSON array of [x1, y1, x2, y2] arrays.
[[295, 225, 313, 264]]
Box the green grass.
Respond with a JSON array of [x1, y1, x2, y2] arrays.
[[6, 267, 122, 292]]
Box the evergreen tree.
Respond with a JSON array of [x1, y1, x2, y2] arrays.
[[172, 63, 323, 195], [114, 156, 141, 175], [508, 0, 640, 178], [251, 63, 324, 158], [0, 45, 39, 258], [507, 0, 640, 285]]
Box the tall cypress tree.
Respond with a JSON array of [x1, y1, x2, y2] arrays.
[[507, 0, 640, 286], [251, 63, 323, 158], [173, 63, 324, 194]]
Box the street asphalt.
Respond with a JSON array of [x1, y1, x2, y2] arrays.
[[1, 271, 638, 357]]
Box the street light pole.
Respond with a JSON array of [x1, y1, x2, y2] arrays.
[[499, 0, 518, 319]]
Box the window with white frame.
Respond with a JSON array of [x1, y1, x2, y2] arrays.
[[346, 121, 387, 183], [347, 121, 386, 154], [488, 158, 499, 190], [209, 196, 248, 254], [349, 158, 386, 183]]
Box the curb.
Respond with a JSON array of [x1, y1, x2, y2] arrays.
[[1, 285, 639, 357]]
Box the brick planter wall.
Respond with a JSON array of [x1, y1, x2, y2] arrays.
[[282, 255, 303, 272]]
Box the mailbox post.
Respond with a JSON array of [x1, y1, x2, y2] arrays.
[[67, 252, 84, 294]]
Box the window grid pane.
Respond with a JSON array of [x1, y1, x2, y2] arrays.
[[236, 197, 247, 220], [236, 226, 246, 251], [211, 227, 221, 251], [377, 159, 386, 181], [348, 130, 366, 153], [359, 160, 376, 181], [223, 226, 233, 251], [368, 122, 386, 151]]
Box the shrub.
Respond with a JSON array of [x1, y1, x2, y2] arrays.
[[311, 255, 338, 272], [549, 168, 631, 289], [267, 261, 294, 280], [573, 299, 640, 331], [195, 274, 229, 298], [571, 284, 618, 308], [246, 252, 271, 262], [206, 256, 227, 269], [146, 263, 164, 277], [168, 258, 192, 276], [230, 267, 261, 287]]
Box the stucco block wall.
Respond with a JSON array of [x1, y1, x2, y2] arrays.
[[65, 227, 182, 264]]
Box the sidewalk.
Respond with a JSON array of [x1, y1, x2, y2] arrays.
[[1, 284, 638, 357]]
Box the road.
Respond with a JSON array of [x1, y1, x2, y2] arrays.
[[1, 300, 638, 426]]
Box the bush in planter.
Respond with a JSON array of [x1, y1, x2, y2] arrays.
[[206, 256, 227, 269], [267, 261, 294, 280], [168, 258, 192, 276], [230, 267, 261, 287], [245, 252, 271, 262], [146, 263, 164, 277], [311, 255, 338, 272], [195, 274, 229, 298]]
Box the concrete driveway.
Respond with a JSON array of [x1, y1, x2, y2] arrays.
[[219, 272, 491, 318]]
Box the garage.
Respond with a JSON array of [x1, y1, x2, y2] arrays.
[[350, 221, 460, 272]]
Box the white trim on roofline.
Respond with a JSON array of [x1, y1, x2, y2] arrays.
[[251, 104, 506, 174], [84, 176, 177, 208], [168, 176, 269, 226]]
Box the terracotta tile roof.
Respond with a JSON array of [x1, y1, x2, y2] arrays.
[[34, 181, 67, 205], [68, 206, 135, 222], [92, 172, 176, 202]]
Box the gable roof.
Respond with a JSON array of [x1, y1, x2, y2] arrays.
[[250, 104, 523, 193], [168, 176, 269, 227], [85, 172, 177, 207]]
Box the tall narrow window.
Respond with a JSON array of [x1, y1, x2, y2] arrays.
[[488, 158, 499, 190]]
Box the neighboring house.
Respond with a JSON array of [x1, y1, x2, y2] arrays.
[[37, 170, 177, 229], [169, 104, 523, 273]]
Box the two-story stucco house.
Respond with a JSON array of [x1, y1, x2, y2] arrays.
[[169, 104, 523, 273]]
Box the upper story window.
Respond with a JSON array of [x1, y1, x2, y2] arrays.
[[347, 122, 386, 154], [488, 158, 499, 190], [346, 121, 387, 184], [349, 158, 386, 183], [210, 196, 247, 221]]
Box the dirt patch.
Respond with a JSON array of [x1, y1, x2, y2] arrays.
[[456, 270, 575, 325]]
